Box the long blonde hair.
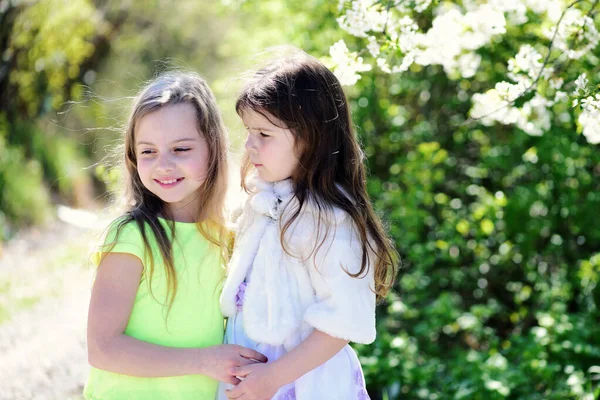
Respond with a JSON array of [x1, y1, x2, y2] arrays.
[[105, 71, 229, 311]]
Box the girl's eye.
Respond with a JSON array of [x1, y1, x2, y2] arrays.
[[175, 148, 191, 152], [140, 150, 154, 155], [259, 132, 270, 138]]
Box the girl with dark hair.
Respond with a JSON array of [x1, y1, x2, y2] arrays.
[[219, 50, 398, 400]]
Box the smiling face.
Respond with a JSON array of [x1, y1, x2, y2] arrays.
[[135, 102, 210, 221], [241, 109, 300, 183]]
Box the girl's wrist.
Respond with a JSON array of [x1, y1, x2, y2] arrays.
[[192, 347, 211, 376], [269, 358, 295, 387]]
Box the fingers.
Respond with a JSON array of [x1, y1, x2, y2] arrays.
[[225, 387, 244, 399], [239, 356, 262, 367], [229, 365, 251, 378], [239, 347, 268, 363], [224, 375, 242, 385]]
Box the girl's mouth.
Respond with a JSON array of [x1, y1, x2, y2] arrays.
[[154, 177, 184, 188]]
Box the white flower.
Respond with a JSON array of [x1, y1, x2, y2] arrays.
[[467, 5, 507, 38], [376, 56, 408, 74], [414, 9, 464, 67], [329, 40, 372, 86], [367, 36, 380, 57], [517, 94, 552, 136], [574, 73, 589, 95], [337, 0, 388, 37], [489, 0, 528, 25], [544, 1, 564, 22], [376, 57, 391, 73], [554, 91, 568, 103], [415, 0, 433, 13], [495, 81, 526, 102], [395, 0, 432, 13], [544, 10, 600, 60], [525, 0, 557, 15], [366, 15, 420, 75], [470, 89, 554, 138], [486, 353, 508, 370], [395, 16, 420, 53], [457, 313, 478, 330], [579, 101, 600, 144], [508, 44, 543, 79], [457, 53, 481, 78], [410, 5, 505, 79], [549, 77, 564, 90], [485, 379, 510, 396], [397, 52, 415, 72], [579, 95, 598, 111], [470, 89, 520, 125]]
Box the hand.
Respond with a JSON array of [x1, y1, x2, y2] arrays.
[[225, 363, 283, 399], [201, 344, 268, 385]]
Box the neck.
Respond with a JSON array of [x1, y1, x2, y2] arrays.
[[163, 204, 198, 223]]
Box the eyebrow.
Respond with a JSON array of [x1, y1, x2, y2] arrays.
[[245, 125, 276, 132], [136, 138, 199, 146]]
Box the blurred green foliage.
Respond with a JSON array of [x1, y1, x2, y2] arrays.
[[1, 1, 599, 398], [353, 71, 600, 398], [0, 114, 50, 226], [0, 0, 118, 237]]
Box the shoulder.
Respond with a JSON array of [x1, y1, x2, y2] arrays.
[[296, 183, 357, 226], [287, 194, 353, 235], [104, 216, 145, 243], [92, 216, 147, 267], [284, 197, 361, 260]]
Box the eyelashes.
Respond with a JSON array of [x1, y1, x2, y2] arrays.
[[139, 148, 191, 155]]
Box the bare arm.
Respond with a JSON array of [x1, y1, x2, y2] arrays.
[[225, 329, 348, 398], [87, 252, 265, 383], [271, 329, 348, 384]]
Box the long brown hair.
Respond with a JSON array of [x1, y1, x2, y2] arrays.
[[103, 71, 229, 311], [237, 50, 398, 301]]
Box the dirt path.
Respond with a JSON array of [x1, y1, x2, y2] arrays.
[[0, 212, 102, 400]]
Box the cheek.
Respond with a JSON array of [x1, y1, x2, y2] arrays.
[[270, 144, 297, 174], [263, 139, 293, 160], [284, 155, 299, 174], [136, 159, 152, 178], [188, 159, 208, 177], [185, 150, 210, 178]]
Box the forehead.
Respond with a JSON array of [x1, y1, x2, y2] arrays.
[[136, 103, 201, 142], [241, 109, 288, 131]]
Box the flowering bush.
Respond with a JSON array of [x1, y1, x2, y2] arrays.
[[330, 0, 600, 144], [325, 1, 600, 398]]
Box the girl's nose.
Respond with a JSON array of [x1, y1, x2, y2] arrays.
[[245, 135, 257, 154], [156, 153, 175, 172]]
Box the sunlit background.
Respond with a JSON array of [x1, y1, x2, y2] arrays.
[[1, 1, 599, 399]]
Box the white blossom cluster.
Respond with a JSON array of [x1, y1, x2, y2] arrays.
[[335, 2, 508, 79], [331, 0, 600, 144], [470, 44, 554, 136], [545, 8, 600, 60], [329, 39, 372, 86], [574, 74, 600, 144]]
